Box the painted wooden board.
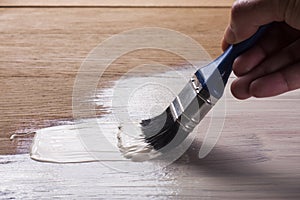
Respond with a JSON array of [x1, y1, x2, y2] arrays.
[[0, 7, 230, 154], [0, 0, 234, 7], [0, 7, 299, 200]]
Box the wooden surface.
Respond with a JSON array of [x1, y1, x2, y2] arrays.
[[0, 0, 234, 7], [0, 3, 300, 200], [0, 7, 229, 154]]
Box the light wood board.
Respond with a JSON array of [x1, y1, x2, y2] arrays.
[[0, 0, 234, 7], [0, 7, 230, 154], [0, 6, 299, 200]]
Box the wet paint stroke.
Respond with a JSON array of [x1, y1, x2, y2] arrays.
[[30, 67, 200, 163], [6, 67, 300, 199]]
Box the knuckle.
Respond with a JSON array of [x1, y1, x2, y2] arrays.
[[231, 0, 246, 19], [231, 0, 257, 18]]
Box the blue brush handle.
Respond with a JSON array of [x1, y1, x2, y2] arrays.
[[196, 23, 271, 99]]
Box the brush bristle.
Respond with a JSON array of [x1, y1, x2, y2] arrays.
[[140, 107, 181, 150], [140, 92, 210, 151]]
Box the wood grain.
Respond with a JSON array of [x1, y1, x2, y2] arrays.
[[0, 5, 299, 200], [0, 0, 234, 7], [0, 7, 229, 154]]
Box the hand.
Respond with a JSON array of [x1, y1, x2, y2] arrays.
[[222, 0, 300, 99]]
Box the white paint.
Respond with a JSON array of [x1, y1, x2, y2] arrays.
[[30, 62, 229, 167], [30, 66, 202, 167], [117, 125, 161, 162]]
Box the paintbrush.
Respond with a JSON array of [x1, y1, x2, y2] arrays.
[[140, 24, 270, 152]]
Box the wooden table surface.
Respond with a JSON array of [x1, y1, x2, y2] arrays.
[[0, 3, 230, 154], [0, 0, 234, 7], [0, 1, 299, 199]]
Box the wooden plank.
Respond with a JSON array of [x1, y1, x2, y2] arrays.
[[0, 7, 230, 155], [0, 0, 234, 7], [0, 7, 299, 200], [0, 7, 300, 200]]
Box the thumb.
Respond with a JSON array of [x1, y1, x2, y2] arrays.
[[224, 0, 286, 45]]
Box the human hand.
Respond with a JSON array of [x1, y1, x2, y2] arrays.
[[222, 0, 300, 99]]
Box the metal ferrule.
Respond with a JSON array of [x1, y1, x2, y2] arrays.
[[169, 75, 218, 133]]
